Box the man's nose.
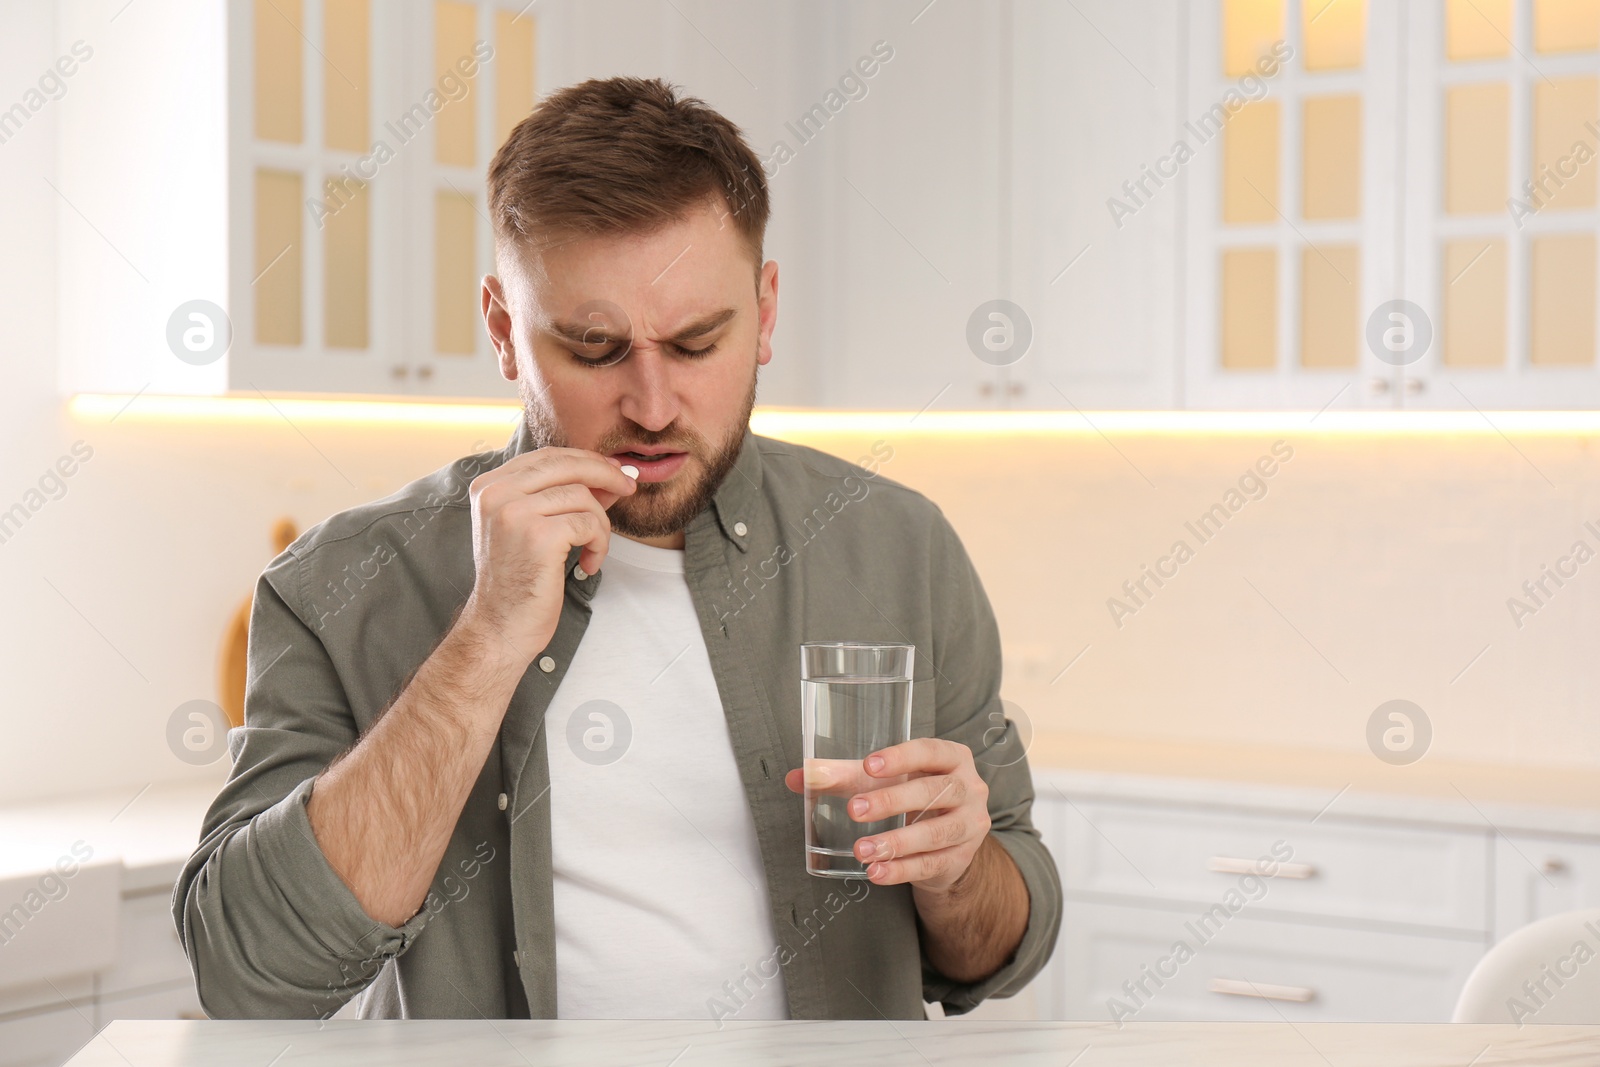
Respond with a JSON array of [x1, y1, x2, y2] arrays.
[[616, 346, 681, 432]]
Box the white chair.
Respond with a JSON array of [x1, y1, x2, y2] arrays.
[[1452, 909, 1600, 1024]]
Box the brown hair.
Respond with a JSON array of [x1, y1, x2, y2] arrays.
[[488, 76, 770, 279]]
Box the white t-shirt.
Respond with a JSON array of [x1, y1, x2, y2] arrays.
[[543, 532, 789, 1020]]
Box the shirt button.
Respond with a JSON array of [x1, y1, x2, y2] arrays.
[[538, 656, 556, 673], [572, 563, 588, 581], [733, 521, 748, 536], [497, 792, 508, 811]]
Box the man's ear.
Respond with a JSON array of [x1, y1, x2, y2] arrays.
[[482, 274, 518, 380], [756, 259, 779, 368]]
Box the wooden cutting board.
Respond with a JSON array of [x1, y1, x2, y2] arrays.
[[218, 517, 299, 729]]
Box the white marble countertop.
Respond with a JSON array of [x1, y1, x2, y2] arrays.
[[62, 1020, 1600, 1066]]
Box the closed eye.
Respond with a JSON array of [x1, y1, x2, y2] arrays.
[[569, 346, 629, 368], [569, 341, 719, 366]]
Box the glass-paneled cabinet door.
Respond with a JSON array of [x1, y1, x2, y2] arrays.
[[396, 0, 538, 398], [227, 0, 537, 399], [229, 0, 408, 396], [1183, 0, 1405, 410], [1400, 0, 1600, 409]]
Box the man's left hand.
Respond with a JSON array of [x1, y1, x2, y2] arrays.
[[784, 737, 990, 894]]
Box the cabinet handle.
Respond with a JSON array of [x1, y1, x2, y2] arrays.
[[1208, 977, 1315, 1003], [391, 364, 409, 379], [1542, 857, 1569, 875], [1403, 377, 1424, 394], [1367, 377, 1390, 394], [978, 381, 995, 397], [418, 365, 434, 380], [1006, 381, 1025, 397], [1207, 856, 1316, 879]]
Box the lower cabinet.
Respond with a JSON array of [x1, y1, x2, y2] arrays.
[[0, 888, 201, 1067], [1493, 833, 1600, 939], [94, 892, 193, 1002], [1027, 780, 1600, 1024], [0, 1007, 98, 1067], [1054, 898, 1486, 1022], [95, 982, 204, 1028], [1023, 785, 1563, 1024]]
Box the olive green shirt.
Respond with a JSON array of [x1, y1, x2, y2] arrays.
[[172, 421, 1062, 1021]]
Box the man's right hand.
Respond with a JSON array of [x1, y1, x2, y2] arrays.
[[457, 447, 637, 668]]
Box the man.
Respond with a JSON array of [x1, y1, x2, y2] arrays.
[[175, 76, 1060, 1022]]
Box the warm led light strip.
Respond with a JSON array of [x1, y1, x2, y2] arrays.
[[69, 393, 523, 426], [753, 409, 1600, 435], [68, 394, 1600, 435]]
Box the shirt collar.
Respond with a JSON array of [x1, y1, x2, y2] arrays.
[[499, 418, 762, 554]]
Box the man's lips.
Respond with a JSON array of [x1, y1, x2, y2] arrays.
[[608, 448, 688, 483]]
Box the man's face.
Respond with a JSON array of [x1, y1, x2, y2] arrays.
[[483, 194, 778, 542]]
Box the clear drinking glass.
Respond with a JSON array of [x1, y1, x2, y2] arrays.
[[800, 642, 914, 878]]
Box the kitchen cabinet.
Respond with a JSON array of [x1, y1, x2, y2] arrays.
[[91, 891, 201, 1017], [1026, 759, 1600, 1023], [1055, 797, 1490, 933], [0, 1008, 97, 1067], [1395, 0, 1600, 410], [1005, 0, 1182, 411], [57, 0, 538, 402], [1179, 1, 1405, 411], [0, 783, 220, 1067], [819, 0, 1183, 412], [1493, 833, 1600, 940], [56, 0, 1600, 409], [956, 0, 1600, 411], [817, 1, 1006, 411], [0, 895, 204, 1067], [1179, 0, 1600, 410], [1037, 790, 1491, 1021], [0, 886, 203, 1067], [1058, 898, 1484, 1022]]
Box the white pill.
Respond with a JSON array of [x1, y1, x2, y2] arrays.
[[620, 464, 639, 479]]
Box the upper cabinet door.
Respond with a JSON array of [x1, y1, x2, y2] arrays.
[[1400, 0, 1600, 409], [1182, 0, 1404, 411], [1008, 0, 1182, 411], [820, 1, 1006, 411], [398, 0, 539, 399], [230, 0, 533, 400], [228, 0, 398, 397]]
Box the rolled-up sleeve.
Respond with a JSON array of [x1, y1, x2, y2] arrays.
[[172, 552, 433, 1019], [918, 508, 1064, 1017]]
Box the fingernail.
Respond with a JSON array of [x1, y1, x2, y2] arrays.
[[866, 755, 885, 773], [858, 839, 877, 859], [803, 764, 833, 789], [850, 797, 868, 817], [868, 862, 886, 879], [620, 464, 639, 479]]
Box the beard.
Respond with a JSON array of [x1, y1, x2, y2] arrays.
[[520, 362, 758, 539]]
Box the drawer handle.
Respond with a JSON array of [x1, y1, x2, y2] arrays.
[[1208, 977, 1316, 1003], [1207, 856, 1316, 880]]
